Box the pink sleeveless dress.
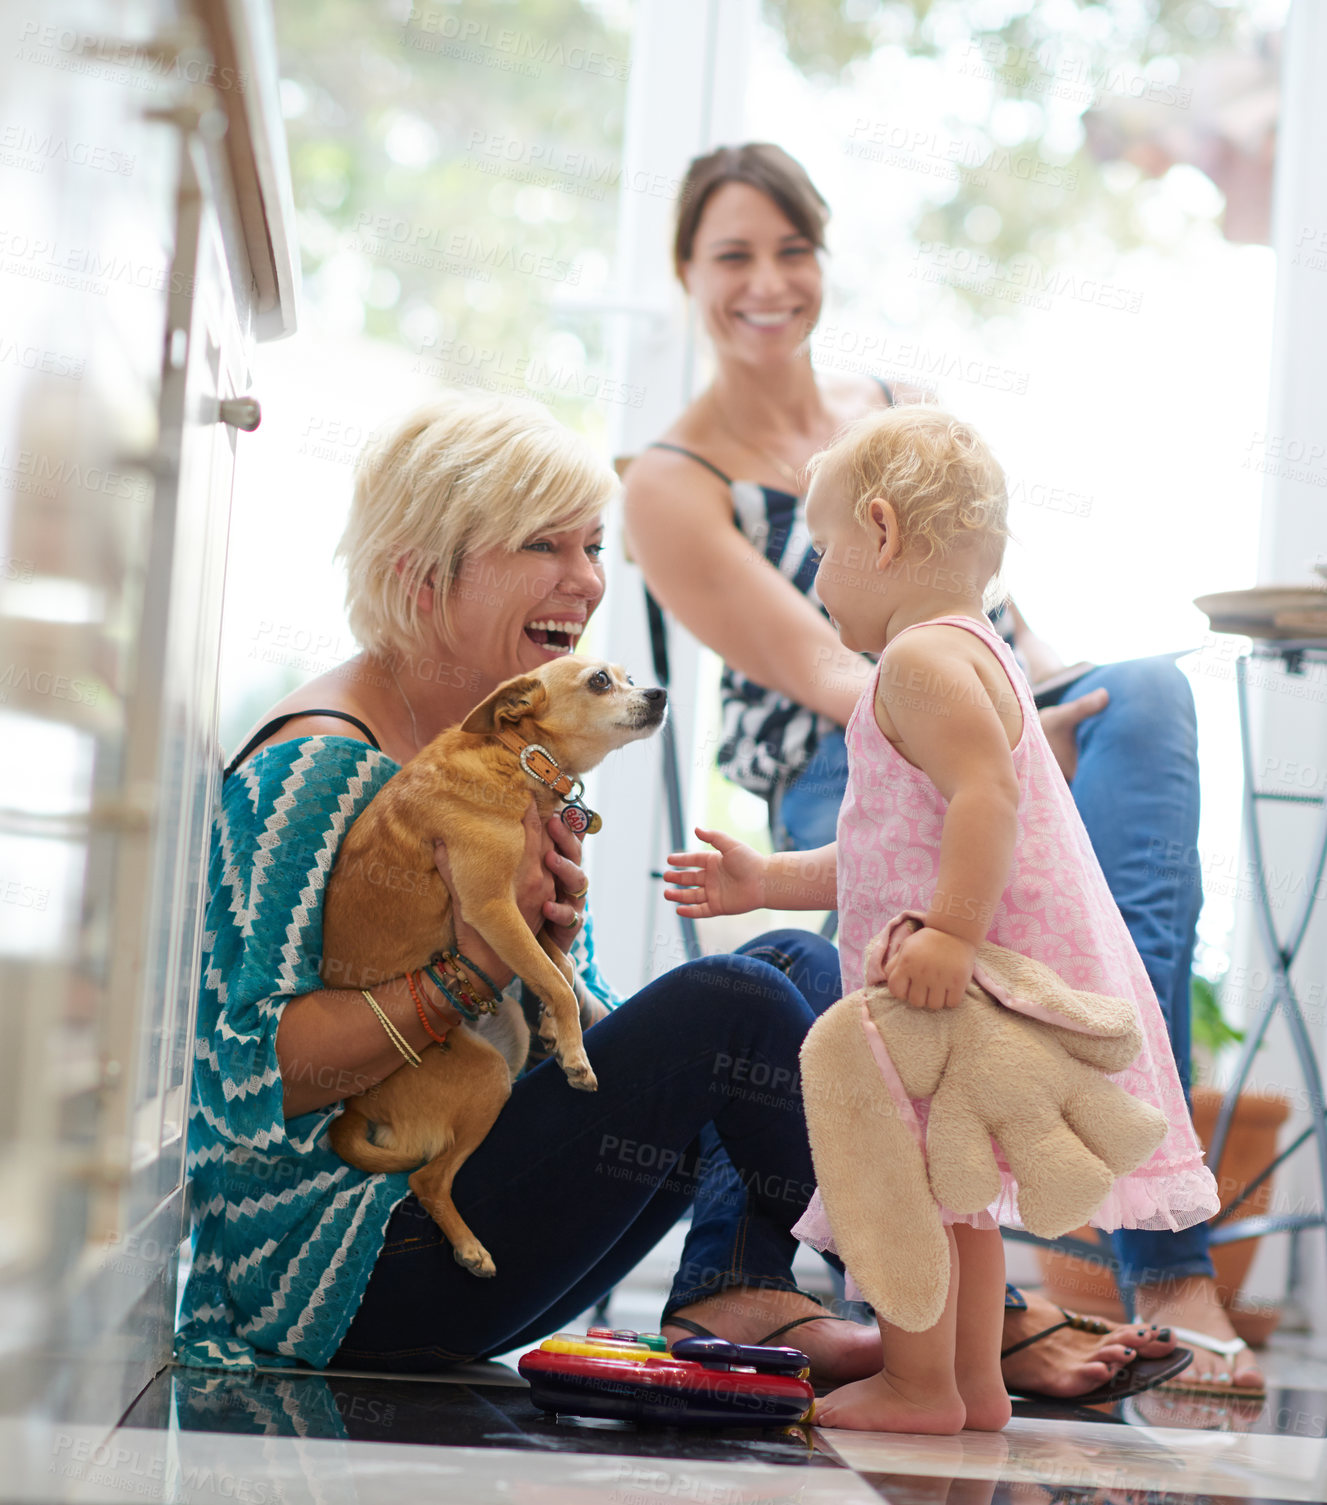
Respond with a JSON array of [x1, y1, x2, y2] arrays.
[[794, 614, 1219, 1254]]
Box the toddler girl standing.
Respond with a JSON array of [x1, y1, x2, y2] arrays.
[[664, 407, 1218, 1433]]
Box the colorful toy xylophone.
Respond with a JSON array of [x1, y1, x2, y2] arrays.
[[518, 1327, 816, 1427]]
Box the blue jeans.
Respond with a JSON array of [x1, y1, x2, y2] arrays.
[[1047, 658, 1212, 1289], [770, 656, 1213, 1292], [678, 932, 844, 1316], [772, 730, 849, 852], [330, 938, 838, 1371]]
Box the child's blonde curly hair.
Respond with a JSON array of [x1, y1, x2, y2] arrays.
[[808, 406, 1009, 569]]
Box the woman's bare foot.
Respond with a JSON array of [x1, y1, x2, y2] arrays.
[[1000, 1292, 1176, 1398], [662, 1286, 881, 1385], [815, 1369, 966, 1433], [1132, 1275, 1265, 1392]]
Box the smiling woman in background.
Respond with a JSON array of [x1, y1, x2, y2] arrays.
[[624, 142, 1258, 1396]]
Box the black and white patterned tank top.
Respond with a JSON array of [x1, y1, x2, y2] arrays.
[[649, 379, 895, 799]]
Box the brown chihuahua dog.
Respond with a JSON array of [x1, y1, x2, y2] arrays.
[[321, 657, 666, 1275]]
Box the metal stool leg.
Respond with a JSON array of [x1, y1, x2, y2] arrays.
[[1007, 648, 1327, 1310], [660, 710, 702, 962], [1204, 651, 1327, 1275], [644, 586, 702, 963]]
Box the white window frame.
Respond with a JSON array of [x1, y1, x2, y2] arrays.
[[587, 0, 758, 997]]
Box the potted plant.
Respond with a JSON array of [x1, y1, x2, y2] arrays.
[[1038, 972, 1289, 1343]]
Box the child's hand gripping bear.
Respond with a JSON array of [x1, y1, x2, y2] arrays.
[[865, 922, 977, 1012]]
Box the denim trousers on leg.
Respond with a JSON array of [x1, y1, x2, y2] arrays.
[[1048, 657, 1214, 1288], [771, 730, 849, 853], [667, 929, 844, 1317]]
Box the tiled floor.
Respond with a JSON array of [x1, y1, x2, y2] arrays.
[[12, 1226, 1327, 1504], [15, 1360, 1327, 1505]]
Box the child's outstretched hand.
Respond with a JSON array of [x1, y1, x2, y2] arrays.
[[663, 827, 768, 918], [867, 924, 976, 1010]]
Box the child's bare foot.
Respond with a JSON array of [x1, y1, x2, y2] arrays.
[[815, 1370, 966, 1433], [662, 1286, 881, 1385], [956, 1373, 1012, 1432]]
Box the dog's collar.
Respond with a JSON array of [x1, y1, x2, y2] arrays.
[[493, 729, 603, 836]]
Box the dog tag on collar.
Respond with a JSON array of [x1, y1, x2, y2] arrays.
[[561, 799, 602, 837]]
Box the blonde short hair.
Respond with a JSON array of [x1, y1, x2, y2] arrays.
[[338, 391, 616, 655], [808, 406, 1009, 570]]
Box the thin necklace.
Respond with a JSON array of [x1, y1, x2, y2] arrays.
[[710, 395, 807, 492], [389, 661, 421, 754]]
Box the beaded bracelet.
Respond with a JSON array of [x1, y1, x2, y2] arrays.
[[426, 950, 504, 1021], [407, 970, 450, 1048], [451, 948, 505, 999], [360, 988, 421, 1068], [415, 966, 457, 1025], [424, 962, 480, 1022]]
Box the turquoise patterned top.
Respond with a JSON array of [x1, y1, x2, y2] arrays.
[[174, 735, 615, 1370]]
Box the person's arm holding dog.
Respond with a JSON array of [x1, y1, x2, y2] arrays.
[[276, 800, 585, 1119], [439, 808, 612, 1035]]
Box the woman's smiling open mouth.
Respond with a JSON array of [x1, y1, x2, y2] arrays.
[[736, 309, 801, 330], [524, 619, 585, 651]]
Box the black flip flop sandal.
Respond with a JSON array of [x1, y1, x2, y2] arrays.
[[1059, 1348, 1195, 1407], [1002, 1307, 1195, 1406], [663, 1316, 721, 1342], [664, 1311, 853, 1347]]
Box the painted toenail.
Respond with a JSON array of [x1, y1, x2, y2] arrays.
[[1157, 1328, 1171, 1340]]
